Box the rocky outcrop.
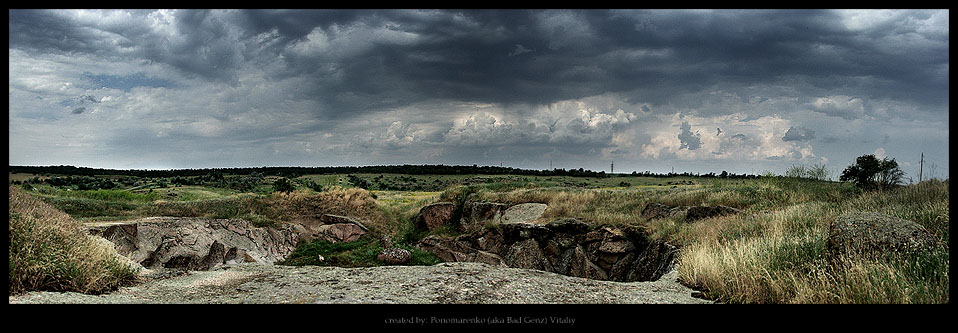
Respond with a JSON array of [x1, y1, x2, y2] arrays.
[[415, 202, 457, 231], [416, 217, 678, 282], [457, 200, 548, 233], [828, 212, 938, 257], [87, 217, 300, 271], [88, 214, 374, 271], [641, 203, 690, 220]]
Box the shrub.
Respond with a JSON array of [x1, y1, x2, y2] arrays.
[[273, 177, 294, 195]]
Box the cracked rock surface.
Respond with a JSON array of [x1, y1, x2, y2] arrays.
[[8, 262, 713, 304]]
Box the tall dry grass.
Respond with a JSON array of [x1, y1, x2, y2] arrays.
[[675, 181, 949, 303], [9, 186, 140, 295]]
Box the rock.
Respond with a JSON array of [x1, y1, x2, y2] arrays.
[[641, 203, 690, 220], [504, 238, 553, 272], [88, 217, 300, 270], [416, 202, 457, 231], [685, 205, 742, 222], [500, 203, 548, 224], [501, 222, 552, 243], [316, 223, 366, 243], [566, 246, 608, 280], [545, 218, 591, 234], [417, 236, 473, 262], [471, 251, 507, 267], [377, 248, 412, 265], [459, 201, 508, 232], [475, 228, 505, 254], [320, 214, 369, 231], [642, 203, 673, 220], [598, 240, 636, 254], [627, 241, 679, 282], [828, 212, 938, 257]]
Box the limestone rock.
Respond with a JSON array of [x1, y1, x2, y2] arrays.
[[416, 202, 457, 231], [828, 212, 938, 257], [685, 205, 742, 222]]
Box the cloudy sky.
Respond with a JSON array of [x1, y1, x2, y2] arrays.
[[8, 9, 950, 179]]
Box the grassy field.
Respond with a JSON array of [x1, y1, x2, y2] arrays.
[[8, 171, 949, 303]]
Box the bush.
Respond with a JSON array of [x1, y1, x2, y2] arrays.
[[840, 155, 904, 190], [273, 177, 294, 194]]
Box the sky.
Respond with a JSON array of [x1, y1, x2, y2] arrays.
[[8, 9, 950, 180]]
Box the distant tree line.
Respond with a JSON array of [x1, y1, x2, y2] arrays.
[[9, 164, 762, 180], [629, 170, 760, 179]]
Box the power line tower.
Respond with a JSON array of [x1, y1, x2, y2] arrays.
[[919, 152, 924, 183]]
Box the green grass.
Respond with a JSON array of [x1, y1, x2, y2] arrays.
[[278, 237, 440, 267]]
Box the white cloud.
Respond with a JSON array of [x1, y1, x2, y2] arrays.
[[640, 113, 817, 162], [808, 95, 865, 119]]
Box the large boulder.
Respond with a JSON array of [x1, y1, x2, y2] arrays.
[[685, 205, 742, 222], [828, 212, 938, 257], [416, 202, 457, 231], [87, 217, 300, 270], [500, 203, 548, 224]]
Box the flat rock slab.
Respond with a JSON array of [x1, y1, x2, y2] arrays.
[[8, 263, 713, 304], [500, 203, 548, 224]]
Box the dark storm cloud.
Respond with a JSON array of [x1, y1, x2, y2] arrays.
[[678, 121, 702, 150], [9, 9, 948, 116]]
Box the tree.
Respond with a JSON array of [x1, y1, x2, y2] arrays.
[[273, 177, 295, 195], [840, 154, 904, 190]]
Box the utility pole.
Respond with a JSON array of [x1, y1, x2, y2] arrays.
[[611, 161, 614, 174], [919, 152, 924, 183]]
